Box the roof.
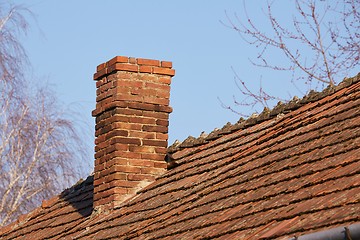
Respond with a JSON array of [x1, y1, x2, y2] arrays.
[[1, 74, 359, 239]]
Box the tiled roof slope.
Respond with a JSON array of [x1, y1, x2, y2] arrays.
[[1, 74, 360, 239]]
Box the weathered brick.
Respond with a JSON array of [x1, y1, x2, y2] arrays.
[[106, 172, 127, 181], [94, 68, 108, 80], [110, 165, 141, 174], [142, 139, 167, 147], [127, 174, 156, 182], [154, 161, 167, 169], [128, 116, 156, 125], [137, 58, 160, 66], [141, 167, 166, 175], [142, 125, 168, 133], [143, 96, 170, 106], [161, 61, 172, 68], [153, 67, 175, 76], [156, 133, 168, 141], [141, 153, 165, 161], [156, 119, 169, 127], [128, 159, 154, 167], [139, 65, 153, 73], [96, 63, 107, 72], [107, 56, 129, 66], [154, 147, 167, 154], [129, 145, 155, 154], [109, 180, 140, 188], [110, 137, 141, 146], [106, 129, 129, 139], [112, 122, 142, 131], [129, 131, 156, 139]]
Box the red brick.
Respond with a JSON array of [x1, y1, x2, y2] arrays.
[[113, 63, 138, 73], [94, 68, 108, 80], [99, 168, 111, 178], [156, 133, 168, 141], [129, 131, 156, 139], [95, 182, 110, 193], [110, 165, 141, 174], [131, 88, 158, 97], [153, 161, 167, 169], [137, 58, 160, 66], [128, 159, 154, 167], [112, 122, 142, 131], [158, 76, 171, 84], [127, 174, 156, 181], [112, 143, 129, 151], [96, 154, 111, 165], [113, 108, 143, 116], [141, 167, 166, 175], [127, 102, 155, 111], [114, 71, 132, 80], [129, 145, 155, 154], [142, 111, 169, 120], [138, 73, 158, 82], [106, 172, 127, 181], [154, 147, 167, 154], [142, 139, 167, 147], [109, 180, 140, 188], [95, 135, 106, 145], [143, 96, 169, 106], [128, 116, 156, 125], [110, 137, 141, 145], [142, 125, 168, 133], [114, 93, 143, 102], [139, 65, 153, 73], [156, 119, 169, 127], [156, 89, 170, 98], [95, 78, 107, 88], [161, 61, 172, 68], [107, 129, 129, 139], [153, 67, 175, 76], [128, 102, 172, 113], [111, 150, 141, 159], [93, 177, 104, 187], [107, 56, 129, 66], [97, 63, 107, 72], [141, 153, 165, 161], [94, 162, 105, 172], [113, 86, 131, 95], [105, 158, 128, 168], [113, 79, 143, 88], [110, 116, 130, 124], [94, 149, 105, 159], [129, 57, 137, 64]]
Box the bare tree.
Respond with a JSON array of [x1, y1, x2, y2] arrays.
[[222, 0, 359, 114], [0, 3, 90, 226]]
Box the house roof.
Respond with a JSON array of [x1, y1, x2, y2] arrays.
[[1, 74, 359, 239]]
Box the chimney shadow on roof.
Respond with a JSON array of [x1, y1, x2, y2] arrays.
[[59, 175, 94, 218]]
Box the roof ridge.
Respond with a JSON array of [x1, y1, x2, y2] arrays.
[[168, 73, 360, 154]]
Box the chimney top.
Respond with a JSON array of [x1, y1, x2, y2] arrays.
[[92, 55, 175, 211], [93, 56, 174, 81]]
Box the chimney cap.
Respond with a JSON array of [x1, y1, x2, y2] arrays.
[[94, 56, 175, 80]]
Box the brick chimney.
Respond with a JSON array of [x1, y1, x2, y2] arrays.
[[92, 56, 175, 210]]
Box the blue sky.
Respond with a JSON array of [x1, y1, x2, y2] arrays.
[[12, 1, 352, 156]]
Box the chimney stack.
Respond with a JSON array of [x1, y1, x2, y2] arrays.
[[92, 56, 175, 210]]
